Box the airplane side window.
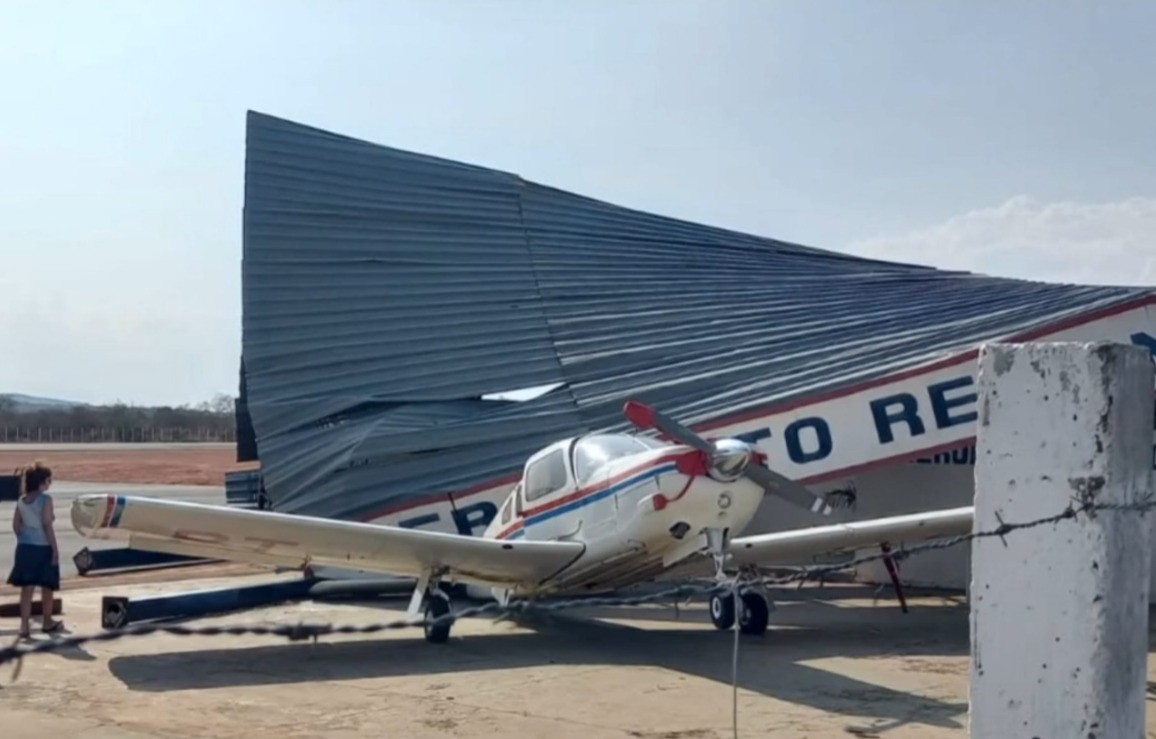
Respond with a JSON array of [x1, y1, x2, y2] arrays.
[[512, 483, 524, 516], [500, 495, 513, 524], [525, 449, 567, 502]]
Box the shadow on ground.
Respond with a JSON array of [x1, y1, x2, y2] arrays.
[[0, 626, 97, 662], [107, 587, 973, 735]]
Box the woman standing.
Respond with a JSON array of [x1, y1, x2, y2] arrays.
[[7, 462, 64, 638]]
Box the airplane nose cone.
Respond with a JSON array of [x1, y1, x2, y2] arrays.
[[707, 438, 752, 482], [71, 494, 110, 535]]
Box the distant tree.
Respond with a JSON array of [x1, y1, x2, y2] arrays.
[[209, 393, 235, 415]]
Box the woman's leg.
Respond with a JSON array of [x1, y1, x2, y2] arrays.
[[40, 551, 62, 630], [19, 586, 33, 636], [40, 586, 58, 629]]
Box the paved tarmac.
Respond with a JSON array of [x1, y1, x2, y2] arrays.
[[0, 481, 225, 580]]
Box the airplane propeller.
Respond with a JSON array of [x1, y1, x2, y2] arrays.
[[623, 400, 834, 516]]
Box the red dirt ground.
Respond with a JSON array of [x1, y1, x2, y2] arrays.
[[0, 446, 258, 486]]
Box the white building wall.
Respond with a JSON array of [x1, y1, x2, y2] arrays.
[[746, 447, 1156, 602]]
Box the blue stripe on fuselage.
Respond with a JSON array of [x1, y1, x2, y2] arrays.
[[109, 495, 126, 528], [524, 463, 677, 529]]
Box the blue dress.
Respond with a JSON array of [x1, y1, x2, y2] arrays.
[[6, 493, 60, 590]]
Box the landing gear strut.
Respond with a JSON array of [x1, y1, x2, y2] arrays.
[[703, 527, 771, 636], [880, 542, 909, 614], [408, 570, 454, 644]]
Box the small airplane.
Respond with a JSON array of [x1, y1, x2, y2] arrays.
[[70, 401, 975, 643]]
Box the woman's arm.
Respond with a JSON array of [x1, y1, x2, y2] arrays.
[[12, 505, 22, 535], [42, 497, 59, 565]]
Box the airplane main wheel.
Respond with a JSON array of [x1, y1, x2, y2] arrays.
[[738, 591, 769, 636], [709, 592, 735, 630], [423, 594, 452, 644]]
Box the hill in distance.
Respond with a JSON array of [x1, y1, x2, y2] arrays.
[[0, 394, 90, 413]]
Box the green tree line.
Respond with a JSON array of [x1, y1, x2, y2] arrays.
[[0, 394, 237, 443]]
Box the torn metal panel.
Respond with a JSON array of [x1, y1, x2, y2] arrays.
[[239, 110, 1154, 522]]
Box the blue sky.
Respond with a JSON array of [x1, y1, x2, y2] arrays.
[[1, 1, 1154, 406]]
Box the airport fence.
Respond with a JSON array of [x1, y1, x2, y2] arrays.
[[0, 426, 235, 443]]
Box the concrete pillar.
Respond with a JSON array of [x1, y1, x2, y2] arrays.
[[969, 342, 1154, 738]]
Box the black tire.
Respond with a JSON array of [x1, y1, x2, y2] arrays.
[[424, 594, 452, 643], [709, 592, 736, 630], [739, 591, 769, 636]]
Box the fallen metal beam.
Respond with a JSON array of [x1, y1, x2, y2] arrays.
[[96, 575, 469, 630], [0, 473, 20, 502], [306, 577, 417, 600], [74, 546, 217, 576], [0, 598, 62, 618], [101, 578, 320, 629]]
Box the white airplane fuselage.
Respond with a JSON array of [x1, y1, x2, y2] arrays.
[[480, 437, 766, 599]]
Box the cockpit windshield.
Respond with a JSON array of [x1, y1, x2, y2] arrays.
[[573, 433, 664, 484]]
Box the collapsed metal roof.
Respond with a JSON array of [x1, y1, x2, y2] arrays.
[[238, 110, 1151, 521]]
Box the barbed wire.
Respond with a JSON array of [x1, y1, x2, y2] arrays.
[[2, 495, 1154, 737], [4, 495, 1154, 668]]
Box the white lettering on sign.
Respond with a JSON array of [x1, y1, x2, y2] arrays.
[[707, 305, 1156, 486]]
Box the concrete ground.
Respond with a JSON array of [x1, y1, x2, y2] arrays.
[[1, 481, 225, 579], [3, 569, 1145, 739]]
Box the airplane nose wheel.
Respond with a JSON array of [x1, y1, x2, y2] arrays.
[[709, 592, 735, 629], [709, 589, 769, 635], [737, 590, 770, 635]]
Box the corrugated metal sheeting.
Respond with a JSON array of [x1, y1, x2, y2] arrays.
[[240, 110, 1152, 521]]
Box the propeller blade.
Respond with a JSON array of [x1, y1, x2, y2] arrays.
[[622, 399, 833, 516], [622, 401, 714, 453], [742, 464, 834, 516], [622, 400, 658, 431]]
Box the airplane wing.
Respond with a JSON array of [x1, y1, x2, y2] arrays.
[[727, 506, 975, 568], [70, 494, 584, 586]]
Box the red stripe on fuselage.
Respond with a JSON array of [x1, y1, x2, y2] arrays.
[[491, 451, 687, 540], [99, 494, 116, 529], [522, 451, 686, 519], [495, 520, 524, 540]]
